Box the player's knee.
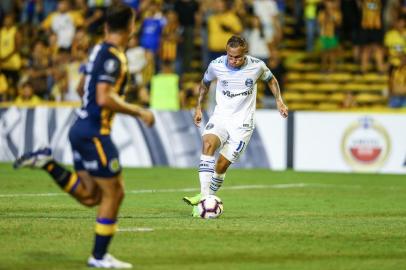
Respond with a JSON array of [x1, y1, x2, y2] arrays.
[[202, 140, 217, 154], [80, 196, 101, 207]]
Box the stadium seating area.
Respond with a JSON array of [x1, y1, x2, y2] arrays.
[[0, 0, 405, 110]]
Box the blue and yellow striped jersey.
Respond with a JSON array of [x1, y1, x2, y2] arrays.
[[77, 42, 128, 135]]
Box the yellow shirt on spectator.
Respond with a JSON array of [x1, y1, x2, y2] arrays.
[[384, 30, 406, 67], [318, 10, 342, 37], [391, 65, 406, 95], [15, 95, 42, 106], [0, 73, 8, 94], [208, 12, 242, 52], [361, 0, 382, 30], [0, 26, 21, 70]]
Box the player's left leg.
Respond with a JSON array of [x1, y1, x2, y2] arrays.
[[209, 154, 231, 195], [208, 128, 254, 195], [87, 174, 132, 269]]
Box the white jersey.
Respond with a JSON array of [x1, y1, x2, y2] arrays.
[[203, 55, 273, 128]]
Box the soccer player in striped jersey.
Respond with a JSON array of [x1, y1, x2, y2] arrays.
[[14, 4, 154, 268], [183, 36, 288, 217]]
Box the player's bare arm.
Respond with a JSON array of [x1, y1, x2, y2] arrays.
[[96, 82, 155, 126], [268, 76, 288, 118], [194, 80, 210, 127], [76, 75, 85, 97]]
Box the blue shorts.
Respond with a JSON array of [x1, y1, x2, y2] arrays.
[[69, 125, 122, 178]]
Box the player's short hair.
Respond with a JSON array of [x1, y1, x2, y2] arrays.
[[226, 35, 248, 52], [106, 4, 134, 32]]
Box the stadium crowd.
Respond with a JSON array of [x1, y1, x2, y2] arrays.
[[0, 0, 405, 108]]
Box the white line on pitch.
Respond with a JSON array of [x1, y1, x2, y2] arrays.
[[0, 183, 312, 198], [117, 227, 154, 232]]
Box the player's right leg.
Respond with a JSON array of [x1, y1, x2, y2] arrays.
[[87, 174, 132, 269], [183, 134, 221, 206], [13, 148, 101, 206]]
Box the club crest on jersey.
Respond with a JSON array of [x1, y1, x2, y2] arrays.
[[245, 78, 253, 87], [104, 59, 118, 74], [109, 158, 121, 173], [221, 80, 228, 87], [206, 123, 214, 130]]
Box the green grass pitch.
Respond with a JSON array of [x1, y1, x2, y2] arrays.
[[0, 163, 406, 270]]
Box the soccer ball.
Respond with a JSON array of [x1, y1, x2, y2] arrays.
[[197, 195, 224, 219]]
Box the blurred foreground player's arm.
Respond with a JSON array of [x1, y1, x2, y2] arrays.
[[96, 82, 154, 126]]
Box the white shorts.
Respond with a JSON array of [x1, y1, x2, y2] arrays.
[[202, 115, 254, 163]]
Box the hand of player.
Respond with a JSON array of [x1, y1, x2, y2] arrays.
[[139, 109, 155, 127], [276, 99, 288, 118], [194, 107, 202, 127]]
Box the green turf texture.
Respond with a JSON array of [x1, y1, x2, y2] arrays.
[[0, 163, 405, 270]]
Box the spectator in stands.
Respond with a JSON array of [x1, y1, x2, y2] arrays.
[[126, 35, 150, 106], [0, 13, 22, 100], [47, 32, 59, 58], [20, 0, 45, 25], [160, 10, 181, 69], [384, 16, 406, 74], [174, 0, 199, 73], [150, 61, 180, 111], [62, 27, 89, 101], [49, 49, 71, 101], [41, 0, 84, 50], [245, 16, 271, 63], [252, 0, 282, 49], [26, 39, 52, 99], [127, 35, 148, 87], [14, 80, 42, 105], [318, 0, 342, 72], [304, 0, 321, 52], [389, 52, 406, 107], [359, 0, 386, 73], [340, 0, 361, 62], [207, 0, 242, 62], [384, 0, 402, 30], [232, 0, 253, 29], [138, 1, 166, 71], [196, 0, 215, 68]]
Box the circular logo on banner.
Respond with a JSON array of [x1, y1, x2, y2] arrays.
[[341, 117, 391, 172]]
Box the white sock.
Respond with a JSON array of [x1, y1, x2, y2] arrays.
[[209, 172, 226, 195], [198, 154, 215, 196]]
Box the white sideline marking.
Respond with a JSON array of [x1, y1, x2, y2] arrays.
[[0, 183, 326, 198], [117, 227, 154, 232]]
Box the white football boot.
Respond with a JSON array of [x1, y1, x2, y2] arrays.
[[13, 148, 53, 169], [87, 253, 133, 269]]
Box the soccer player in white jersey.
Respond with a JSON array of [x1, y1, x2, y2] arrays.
[[183, 35, 288, 216]]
